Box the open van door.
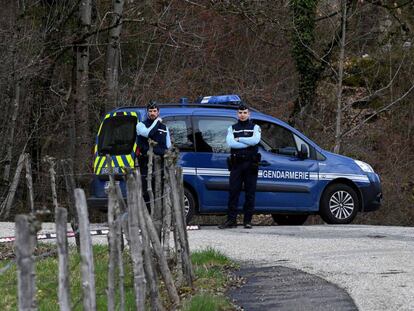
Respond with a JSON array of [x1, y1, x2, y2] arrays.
[[89, 112, 139, 208]]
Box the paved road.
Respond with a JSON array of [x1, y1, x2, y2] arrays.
[[187, 225, 414, 311], [228, 265, 358, 311], [2, 223, 413, 310]]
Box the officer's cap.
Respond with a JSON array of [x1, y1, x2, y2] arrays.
[[237, 102, 249, 111], [147, 100, 159, 110]]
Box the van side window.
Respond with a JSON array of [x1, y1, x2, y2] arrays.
[[254, 120, 298, 157], [163, 117, 194, 151], [195, 118, 235, 153]]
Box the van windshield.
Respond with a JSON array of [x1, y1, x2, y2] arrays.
[[98, 115, 137, 155]]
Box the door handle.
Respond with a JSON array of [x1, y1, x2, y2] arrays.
[[259, 160, 271, 167]]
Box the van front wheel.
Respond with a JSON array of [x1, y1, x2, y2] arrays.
[[272, 214, 308, 226], [320, 184, 358, 224], [184, 188, 196, 224]]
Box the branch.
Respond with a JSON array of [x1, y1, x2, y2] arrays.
[[341, 82, 414, 138], [342, 51, 407, 110]]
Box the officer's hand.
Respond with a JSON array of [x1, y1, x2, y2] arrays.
[[235, 137, 239, 142]]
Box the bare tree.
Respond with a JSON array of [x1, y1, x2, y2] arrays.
[[105, 0, 125, 111], [75, 0, 92, 177], [333, 0, 347, 153]]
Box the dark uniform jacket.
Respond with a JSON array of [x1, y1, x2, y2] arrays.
[[230, 120, 259, 158], [137, 119, 169, 156]]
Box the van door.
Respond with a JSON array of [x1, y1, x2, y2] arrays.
[[92, 112, 139, 199], [162, 115, 198, 192], [191, 116, 236, 213], [253, 120, 320, 212]]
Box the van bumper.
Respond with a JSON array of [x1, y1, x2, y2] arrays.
[[87, 196, 108, 212], [360, 173, 382, 212]]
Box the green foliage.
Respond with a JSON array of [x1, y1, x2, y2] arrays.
[[191, 247, 234, 267], [0, 244, 236, 310], [343, 52, 409, 93], [181, 293, 233, 311], [0, 244, 136, 311], [289, 0, 320, 114]]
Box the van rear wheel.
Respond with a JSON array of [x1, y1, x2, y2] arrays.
[[184, 188, 196, 224], [272, 214, 308, 226], [320, 183, 358, 224]]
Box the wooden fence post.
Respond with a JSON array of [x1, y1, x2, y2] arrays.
[[55, 207, 71, 311], [140, 194, 180, 307], [165, 150, 193, 287], [0, 153, 26, 218], [60, 159, 80, 250], [161, 166, 172, 260], [107, 182, 118, 311], [15, 214, 38, 311], [153, 155, 163, 240], [134, 172, 165, 311], [126, 176, 146, 310], [106, 155, 118, 311], [74, 188, 96, 311], [147, 141, 155, 216], [116, 215, 125, 311], [115, 183, 130, 246], [177, 167, 194, 281]]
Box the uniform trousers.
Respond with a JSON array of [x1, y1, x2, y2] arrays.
[[227, 159, 258, 223]]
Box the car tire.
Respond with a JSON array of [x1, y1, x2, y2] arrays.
[[320, 183, 359, 224], [272, 214, 308, 226], [184, 188, 196, 224]]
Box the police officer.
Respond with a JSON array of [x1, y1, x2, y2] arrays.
[[219, 103, 261, 229], [136, 101, 171, 203]]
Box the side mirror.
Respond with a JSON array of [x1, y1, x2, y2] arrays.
[[298, 144, 309, 160]]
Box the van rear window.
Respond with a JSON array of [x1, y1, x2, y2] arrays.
[[98, 115, 137, 155]]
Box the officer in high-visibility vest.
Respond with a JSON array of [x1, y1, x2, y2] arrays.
[[219, 103, 261, 229], [136, 101, 171, 204]]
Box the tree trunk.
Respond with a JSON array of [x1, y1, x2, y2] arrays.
[[333, 0, 347, 154], [75, 0, 92, 179], [24, 154, 34, 214], [3, 80, 20, 184], [0, 153, 26, 219], [105, 0, 125, 111], [289, 0, 319, 126], [45, 157, 58, 213]]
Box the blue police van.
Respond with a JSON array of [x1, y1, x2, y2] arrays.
[[88, 95, 382, 225]]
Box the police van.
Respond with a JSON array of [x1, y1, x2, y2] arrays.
[[88, 95, 382, 225]]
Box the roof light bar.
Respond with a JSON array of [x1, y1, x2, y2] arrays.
[[199, 94, 241, 104]]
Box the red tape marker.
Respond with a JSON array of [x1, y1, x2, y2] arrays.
[[0, 225, 199, 243]]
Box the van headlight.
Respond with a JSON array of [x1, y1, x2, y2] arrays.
[[355, 160, 374, 173]]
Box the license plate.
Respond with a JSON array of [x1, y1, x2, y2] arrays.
[[104, 181, 120, 193]]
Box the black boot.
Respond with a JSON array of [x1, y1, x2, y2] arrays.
[[218, 219, 237, 229]]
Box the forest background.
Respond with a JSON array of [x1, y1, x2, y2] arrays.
[[0, 0, 413, 225]]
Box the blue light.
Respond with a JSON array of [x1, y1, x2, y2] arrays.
[[199, 94, 241, 104]]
